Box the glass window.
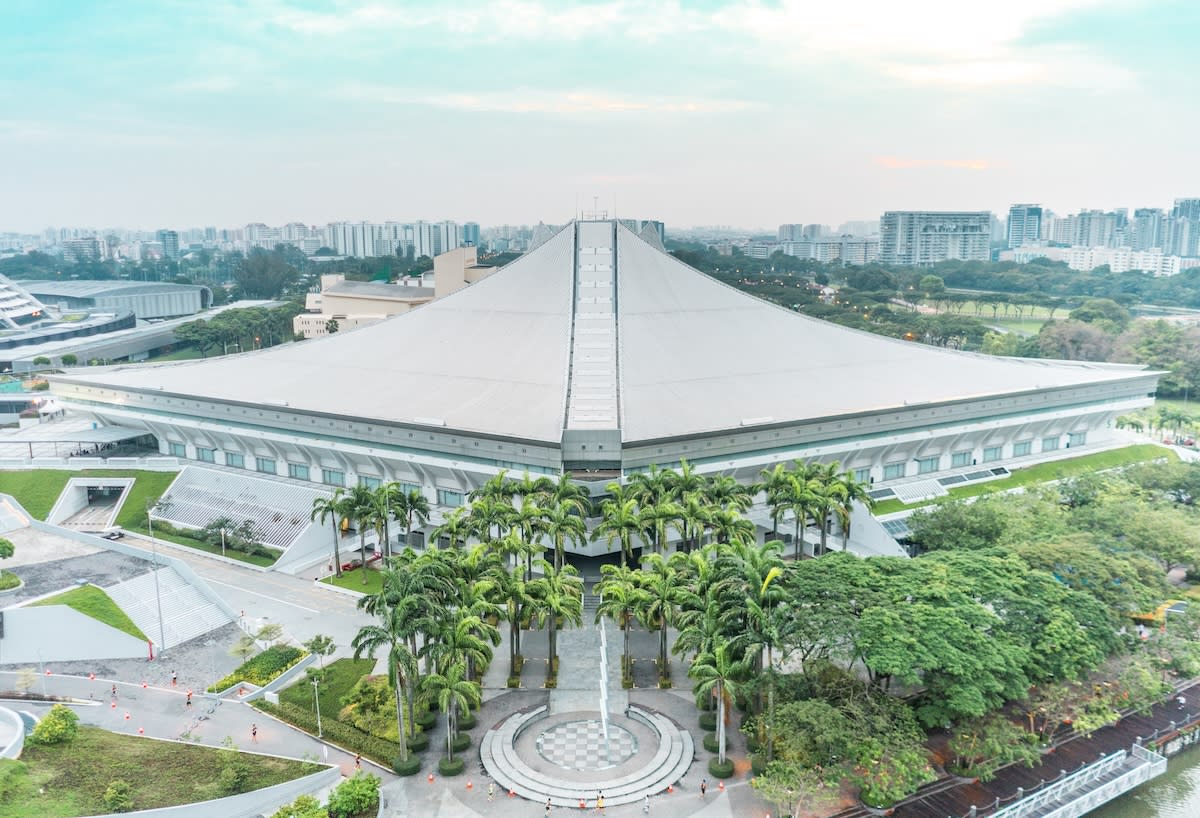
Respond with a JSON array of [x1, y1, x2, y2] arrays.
[[1013, 441, 1032, 457], [400, 482, 421, 495], [951, 451, 972, 468], [883, 462, 905, 481], [983, 446, 1002, 463], [197, 447, 215, 463], [1068, 431, 1086, 447], [288, 463, 310, 481], [437, 489, 464, 507], [225, 452, 245, 468], [854, 468, 871, 484], [916, 455, 940, 475], [1042, 436, 1060, 452], [256, 457, 276, 475], [359, 475, 381, 489], [168, 442, 186, 458], [322, 469, 345, 487]]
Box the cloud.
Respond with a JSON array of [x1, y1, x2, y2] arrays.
[[873, 157, 992, 171], [343, 85, 757, 115]]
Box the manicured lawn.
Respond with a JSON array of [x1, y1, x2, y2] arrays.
[[0, 469, 176, 523], [128, 523, 278, 568], [873, 444, 1176, 515], [32, 584, 148, 641], [280, 657, 375, 719], [318, 566, 384, 595], [0, 470, 72, 519], [0, 726, 321, 817]]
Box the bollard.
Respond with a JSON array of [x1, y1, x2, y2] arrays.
[[142, 682, 148, 689], [969, 807, 976, 818], [1017, 787, 1024, 799]]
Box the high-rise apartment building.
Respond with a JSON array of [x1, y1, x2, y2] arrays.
[[462, 222, 480, 247], [1166, 199, 1200, 256], [62, 237, 103, 263], [1006, 204, 1042, 248], [1131, 209, 1165, 251], [778, 224, 804, 242], [879, 212, 991, 266], [156, 229, 180, 259]]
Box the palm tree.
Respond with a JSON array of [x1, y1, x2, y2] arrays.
[[372, 482, 404, 559], [639, 500, 682, 555], [420, 661, 480, 764], [676, 493, 713, 552], [426, 608, 495, 683], [836, 469, 874, 554], [756, 463, 793, 539], [806, 464, 847, 557], [468, 497, 515, 544], [689, 639, 751, 766], [345, 484, 378, 584], [786, 471, 818, 560], [430, 507, 472, 549], [527, 558, 583, 675], [540, 472, 591, 516], [469, 470, 516, 504], [310, 489, 346, 578], [705, 474, 753, 513], [543, 500, 587, 570], [594, 498, 642, 566], [352, 605, 419, 763], [730, 539, 786, 759], [595, 564, 646, 682], [401, 489, 432, 549], [710, 507, 754, 545], [512, 497, 548, 579], [628, 464, 672, 509], [666, 459, 706, 500], [637, 552, 685, 678], [493, 560, 532, 677]]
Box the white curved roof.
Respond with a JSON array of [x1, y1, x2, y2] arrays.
[[53, 221, 1152, 444]]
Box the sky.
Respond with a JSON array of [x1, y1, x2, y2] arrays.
[[1, 0, 1197, 232]]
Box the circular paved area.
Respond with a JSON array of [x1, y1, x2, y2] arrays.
[[513, 710, 658, 786], [536, 718, 639, 770]]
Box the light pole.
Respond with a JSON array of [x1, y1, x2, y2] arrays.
[[311, 677, 322, 738], [146, 502, 167, 653]]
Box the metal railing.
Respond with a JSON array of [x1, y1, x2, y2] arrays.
[[987, 751, 1131, 818]]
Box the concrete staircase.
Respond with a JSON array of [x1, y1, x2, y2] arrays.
[[105, 566, 232, 649]]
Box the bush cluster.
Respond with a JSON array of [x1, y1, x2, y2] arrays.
[[438, 757, 465, 776], [326, 772, 380, 818], [30, 704, 79, 745], [254, 700, 401, 766], [210, 645, 306, 692], [103, 779, 134, 812]]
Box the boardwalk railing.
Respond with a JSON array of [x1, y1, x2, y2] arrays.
[[961, 744, 1167, 818]]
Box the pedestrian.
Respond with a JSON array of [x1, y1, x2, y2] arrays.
[[355, 753, 362, 769], [596, 792, 605, 813], [186, 690, 192, 707], [642, 794, 650, 813], [1178, 695, 1188, 710], [700, 778, 707, 798], [487, 781, 494, 801], [171, 670, 177, 687], [545, 797, 552, 815], [111, 683, 117, 698], [251, 724, 258, 743]]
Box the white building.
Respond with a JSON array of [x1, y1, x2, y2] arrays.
[[879, 211, 991, 266]]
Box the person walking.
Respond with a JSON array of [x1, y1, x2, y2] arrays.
[[171, 670, 177, 687], [596, 792, 605, 813], [642, 794, 650, 813], [487, 781, 495, 802], [700, 778, 708, 798], [355, 753, 362, 769], [251, 724, 258, 743], [545, 798, 552, 815], [185, 690, 192, 708], [111, 684, 117, 699]]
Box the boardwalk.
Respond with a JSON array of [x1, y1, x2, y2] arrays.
[[829, 681, 1200, 818]]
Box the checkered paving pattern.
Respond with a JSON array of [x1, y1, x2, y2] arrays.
[[535, 720, 638, 771]]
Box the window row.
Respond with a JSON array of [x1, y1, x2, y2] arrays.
[[878, 432, 1086, 481]]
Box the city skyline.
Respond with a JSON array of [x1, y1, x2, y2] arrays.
[[2, 0, 1198, 232]]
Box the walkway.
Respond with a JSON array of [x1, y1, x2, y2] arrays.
[[551, 590, 626, 713]]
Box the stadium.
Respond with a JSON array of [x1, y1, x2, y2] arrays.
[[46, 220, 1159, 561]]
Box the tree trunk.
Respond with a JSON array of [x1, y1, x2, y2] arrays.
[[819, 516, 828, 557], [717, 682, 726, 765], [395, 671, 409, 763], [660, 619, 668, 677], [793, 515, 801, 560], [447, 701, 455, 762], [360, 529, 368, 585], [767, 645, 775, 762], [331, 522, 342, 577], [623, 615, 631, 679]]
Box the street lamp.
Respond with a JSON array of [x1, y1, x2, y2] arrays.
[[146, 502, 167, 653], [311, 677, 322, 738]]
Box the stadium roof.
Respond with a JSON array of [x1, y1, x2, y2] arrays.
[[22, 280, 210, 298], [52, 221, 1153, 444]]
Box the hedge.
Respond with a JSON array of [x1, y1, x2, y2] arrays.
[[451, 733, 471, 753], [393, 756, 422, 776], [703, 732, 724, 754], [699, 712, 717, 732], [415, 711, 437, 731], [210, 645, 306, 692], [407, 733, 430, 752], [253, 700, 401, 766], [709, 758, 735, 778], [438, 757, 465, 776], [457, 712, 476, 731]]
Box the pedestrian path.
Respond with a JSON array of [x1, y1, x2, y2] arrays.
[[551, 594, 626, 714]]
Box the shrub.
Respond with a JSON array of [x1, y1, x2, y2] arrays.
[[0, 571, 19, 591], [658, 676, 672, 689], [270, 794, 327, 818], [31, 704, 79, 745], [30, 381, 49, 391], [544, 676, 557, 689], [217, 761, 252, 796], [506, 676, 521, 688], [703, 732, 723, 754], [338, 675, 399, 741], [253, 701, 400, 766], [415, 710, 437, 731], [61, 354, 77, 366], [699, 712, 717, 732], [708, 758, 735, 778], [326, 772, 380, 818], [457, 712, 476, 730], [438, 757, 465, 776], [103, 779, 135, 812], [210, 645, 306, 692], [451, 732, 471, 753], [393, 756, 421, 776], [751, 753, 768, 775], [406, 732, 429, 752]]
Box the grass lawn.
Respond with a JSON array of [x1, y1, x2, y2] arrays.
[[0, 726, 321, 817], [128, 523, 278, 568], [280, 657, 375, 720], [318, 565, 384, 595], [985, 318, 1049, 336], [0, 469, 177, 523], [872, 444, 1176, 515], [32, 584, 148, 641]]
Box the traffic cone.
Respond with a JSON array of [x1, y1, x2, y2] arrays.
[[124, 712, 131, 720], [45, 670, 52, 676], [427, 773, 434, 783], [138, 727, 144, 735], [667, 785, 674, 794], [466, 780, 473, 791], [142, 682, 148, 688], [110, 701, 116, 709], [88, 673, 95, 681], [718, 781, 725, 791]]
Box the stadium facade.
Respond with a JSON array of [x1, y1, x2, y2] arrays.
[[48, 221, 1158, 550]]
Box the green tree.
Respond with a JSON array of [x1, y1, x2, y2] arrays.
[[325, 772, 381, 818], [61, 353, 77, 366], [595, 563, 646, 682], [420, 662, 480, 763], [351, 605, 419, 761], [689, 640, 752, 765], [310, 490, 346, 578], [302, 634, 336, 669], [637, 552, 685, 677], [527, 559, 583, 674], [593, 497, 642, 567], [346, 484, 378, 584]]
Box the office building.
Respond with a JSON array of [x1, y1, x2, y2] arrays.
[[1006, 204, 1042, 249], [156, 230, 180, 260]]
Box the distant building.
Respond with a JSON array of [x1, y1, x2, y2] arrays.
[[156, 230, 180, 260], [1131, 209, 1165, 251], [1006, 204, 1042, 248], [462, 222, 480, 247], [879, 211, 991, 266], [1167, 199, 1200, 256], [61, 237, 103, 263], [292, 245, 495, 338], [778, 224, 804, 242], [22, 280, 212, 319]]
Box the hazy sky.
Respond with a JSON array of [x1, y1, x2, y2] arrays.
[[2, 0, 1197, 232]]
